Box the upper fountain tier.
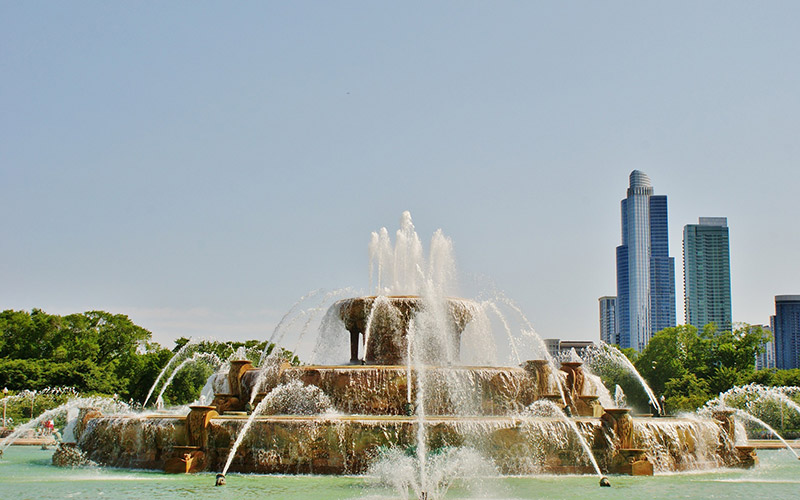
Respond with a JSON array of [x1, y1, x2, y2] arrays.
[[336, 295, 476, 365]]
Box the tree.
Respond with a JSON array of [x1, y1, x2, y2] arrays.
[[634, 323, 771, 410], [0, 309, 154, 398], [663, 373, 711, 413]]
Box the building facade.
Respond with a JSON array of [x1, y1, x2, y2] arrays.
[[774, 295, 800, 370], [599, 296, 617, 345], [544, 339, 596, 360], [683, 217, 732, 331], [615, 170, 676, 351], [755, 320, 776, 371]]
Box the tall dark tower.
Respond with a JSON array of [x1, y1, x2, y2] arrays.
[[616, 171, 676, 351]]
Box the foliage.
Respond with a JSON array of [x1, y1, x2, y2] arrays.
[[633, 323, 771, 411], [0, 309, 295, 412], [0, 309, 164, 399], [743, 368, 800, 388], [663, 373, 711, 413]]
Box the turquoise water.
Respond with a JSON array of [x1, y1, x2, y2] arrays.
[[1, 447, 798, 500]]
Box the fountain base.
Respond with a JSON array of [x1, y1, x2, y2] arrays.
[[72, 412, 751, 476]]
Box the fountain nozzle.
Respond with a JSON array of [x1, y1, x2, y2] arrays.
[[599, 476, 611, 487], [215, 474, 226, 486]]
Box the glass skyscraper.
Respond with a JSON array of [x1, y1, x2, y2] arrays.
[[615, 171, 676, 351], [599, 296, 617, 345], [683, 217, 732, 331], [774, 295, 800, 370]]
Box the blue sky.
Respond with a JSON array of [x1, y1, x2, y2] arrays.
[[2, 2, 799, 347]]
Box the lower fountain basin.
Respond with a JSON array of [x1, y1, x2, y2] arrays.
[[74, 412, 746, 475]]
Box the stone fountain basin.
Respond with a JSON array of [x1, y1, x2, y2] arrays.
[[74, 412, 745, 476]]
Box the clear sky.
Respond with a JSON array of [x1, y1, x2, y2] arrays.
[[2, 2, 799, 347]]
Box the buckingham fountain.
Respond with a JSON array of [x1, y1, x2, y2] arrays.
[[58, 212, 759, 492]]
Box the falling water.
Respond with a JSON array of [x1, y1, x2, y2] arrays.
[[0, 396, 130, 454], [409, 319, 429, 497], [361, 295, 399, 362], [153, 352, 222, 407], [702, 405, 799, 460], [717, 383, 800, 419], [221, 381, 333, 476], [527, 400, 603, 478], [143, 338, 199, 407], [262, 287, 355, 365], [582, 342, 661, 414], [614, 385, 627, 407]]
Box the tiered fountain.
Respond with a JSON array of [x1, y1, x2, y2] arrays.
[[61, 213, 758, 485]]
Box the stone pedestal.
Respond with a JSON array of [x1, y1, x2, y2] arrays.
[[578, 395, 602, 417], [712, 409, 736, 443], [601, 408, 634, 449], [186, 405, 218, 450], [228, 360, 253, 400], [522, 359, 553, 396], [560, 362, 585, 416]]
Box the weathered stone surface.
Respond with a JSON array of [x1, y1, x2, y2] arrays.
[[336, 296, 475, 365]]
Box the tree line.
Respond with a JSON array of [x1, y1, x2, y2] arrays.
[[0, 309, 284, 407], [597, 323, 800, 414]]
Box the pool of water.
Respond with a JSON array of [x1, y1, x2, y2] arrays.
[[1, 447, 798, 500]]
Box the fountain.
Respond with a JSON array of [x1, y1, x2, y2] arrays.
[[60, 212, 759, 486]]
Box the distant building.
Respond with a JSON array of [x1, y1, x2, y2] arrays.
[[755, 321, 775, 370], [545, 339, 596, 359], [599, 296, 617, 345], [615, 171, 676, 351], [774, 296, 800, 370], [683, 217, 732, 331]]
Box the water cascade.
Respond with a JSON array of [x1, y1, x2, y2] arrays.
[[581, 342, 662, 414], [716, 383, 800, 420], [1, 396, 129, 455], [527, 400, 604, 479], [154, 352, 223, 408], [702, 405, 799, 460], [143, 338, 201, 408]]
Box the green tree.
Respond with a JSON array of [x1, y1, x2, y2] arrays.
[[663, 373, 711, 413], [634, 323, 771, 410]]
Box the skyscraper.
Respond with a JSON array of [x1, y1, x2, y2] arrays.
[[755, 320, 776, 370], [615, 170, 676, 351], [774, 295, 800, 370], [683, 217, 732, 331], [599, 296, 617, 345]]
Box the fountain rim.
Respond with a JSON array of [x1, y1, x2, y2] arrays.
[[260, 363, 536, 371]]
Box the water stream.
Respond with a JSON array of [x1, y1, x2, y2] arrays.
[[527, 400, 603, 478]]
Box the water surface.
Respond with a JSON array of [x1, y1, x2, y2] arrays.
[[1, 447, 798, 500]]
